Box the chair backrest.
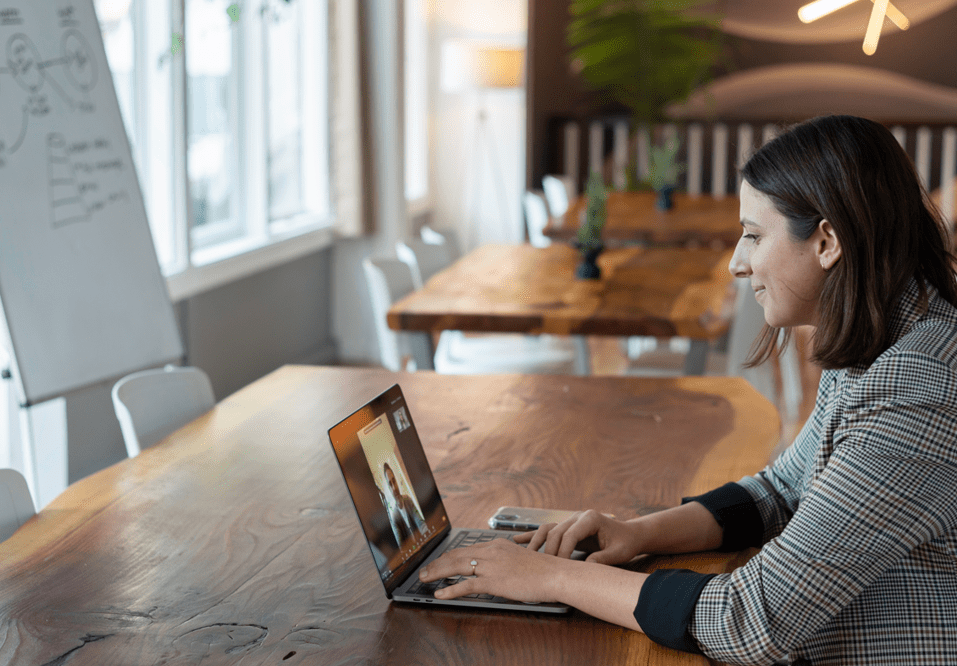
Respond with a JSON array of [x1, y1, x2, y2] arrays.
[[541, 174, 573, 218], [724, 278, 779, 405], [0, 468, 36, 542], [419, 225, 462, 261], [112, 366, 216, 457], [396, 239, 453, 288], [362, 257, 420, 372], [522, 191, 552, 248]]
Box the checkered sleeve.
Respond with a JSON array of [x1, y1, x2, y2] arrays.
[[737, 370, 841, 544], [688, 350, 957, 664]]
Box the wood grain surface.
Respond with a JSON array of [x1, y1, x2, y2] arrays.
[[388, 244, 737, 340], [547, 192, 741, 248], [0, 366, 779, 666]]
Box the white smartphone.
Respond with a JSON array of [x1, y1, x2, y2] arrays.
[[488, 506, 581, 531], [489, 506, 609, 552]]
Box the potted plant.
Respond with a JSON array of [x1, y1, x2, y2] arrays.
[[567, 0, 721, 200], [575, 171, 608, 279], [649, 134, 685, 210]]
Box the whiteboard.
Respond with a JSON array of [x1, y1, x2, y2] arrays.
[[0, 0, 182, 405]]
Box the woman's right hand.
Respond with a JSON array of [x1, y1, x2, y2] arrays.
[[512, 510, 646, 565]]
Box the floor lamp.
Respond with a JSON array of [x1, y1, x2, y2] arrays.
[[441, 42, 525, 251]]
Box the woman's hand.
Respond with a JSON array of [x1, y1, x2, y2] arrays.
[[513, 510, 645, 565], [418, 538, 572, 603]]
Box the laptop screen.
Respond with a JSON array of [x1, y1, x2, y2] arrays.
[[328, 384, 450, 594]]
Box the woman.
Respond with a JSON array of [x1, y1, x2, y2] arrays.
[[418, 115, 957, 665], [382, 462, 425, 545]]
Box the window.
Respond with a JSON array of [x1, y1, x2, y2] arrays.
[[403, 0, 428, 207], [95, 0, 332, 292]]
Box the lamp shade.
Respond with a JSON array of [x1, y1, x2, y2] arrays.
[[440, 40, 525, 92], [475, 47, 524, 88]]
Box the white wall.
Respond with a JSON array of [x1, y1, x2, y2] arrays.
[[332, 0, 408, 364], [428, 0, 528, 252], [330, 0, 531, 367]]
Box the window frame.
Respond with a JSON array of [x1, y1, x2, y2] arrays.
[[98, 0, 336, 301]]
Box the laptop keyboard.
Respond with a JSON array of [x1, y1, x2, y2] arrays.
[[406, 530, 503, 600]]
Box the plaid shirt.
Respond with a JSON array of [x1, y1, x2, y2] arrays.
[[684, 279, 957, 665]]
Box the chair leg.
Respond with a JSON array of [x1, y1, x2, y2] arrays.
[[406, 332, 435, 371], [572, 336, 592, 375], [683, 341, 709, 375]]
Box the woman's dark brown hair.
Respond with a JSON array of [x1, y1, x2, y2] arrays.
[[741, 115, 957, 370]]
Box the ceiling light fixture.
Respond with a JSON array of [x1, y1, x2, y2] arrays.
[[797, 0, 909, 54]]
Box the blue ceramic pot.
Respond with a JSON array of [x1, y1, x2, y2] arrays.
[[655, 185, 675, 211], [574, 244, 604, 280]]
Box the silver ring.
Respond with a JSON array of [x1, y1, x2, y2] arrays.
[[470, 559, 478, 576]]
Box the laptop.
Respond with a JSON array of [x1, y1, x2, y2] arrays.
[[327, 384, 574, 613]]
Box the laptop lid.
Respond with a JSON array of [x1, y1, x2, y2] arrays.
[[328, 384, 451, 597]]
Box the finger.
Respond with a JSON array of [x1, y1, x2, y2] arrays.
[[585, 549, 618, 564], [434, 577, 480, 600], [511, 530, 534, 544], [526, 523, 557, 553], [557, 514, 600, 559], [557, 528, 583, 560], [419, 549, 475, 582], [542, 519, 574, 556]]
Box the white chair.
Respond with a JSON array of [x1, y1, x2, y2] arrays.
[[365, 255, 579, 375], [419, 225, 462, 261], [0, 468, 35, 542], [363, 257, 421, 372], [522, 191, 552, 248], [542, 174, 575, 218], [396, 239, 452, 287], [624, 278, 802, 418], [112, 366, 216, 457]]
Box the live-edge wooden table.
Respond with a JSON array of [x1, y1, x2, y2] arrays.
[[388, 243, 737, 375], [546, 191, 741, 248], [0, 366, 779, 665]]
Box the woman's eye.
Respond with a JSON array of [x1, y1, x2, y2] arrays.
[[742, 233, 759, 242]]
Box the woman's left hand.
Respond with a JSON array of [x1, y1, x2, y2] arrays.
[[418, 538, 571, 603]]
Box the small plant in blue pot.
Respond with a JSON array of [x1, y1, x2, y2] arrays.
[[575, 172, 608, 279], [649, 134, 684, 211]]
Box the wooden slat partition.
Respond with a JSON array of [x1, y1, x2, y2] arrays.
[[549, 118, 957, 228]]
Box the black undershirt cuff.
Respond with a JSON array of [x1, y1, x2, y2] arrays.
[[682, 481, 764, 551], [634, 568, 716, 654]]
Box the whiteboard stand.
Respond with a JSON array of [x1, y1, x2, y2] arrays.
[[2, 366, 67, 509], [0, 0, 184, 507], [16, 397, 39, 505]]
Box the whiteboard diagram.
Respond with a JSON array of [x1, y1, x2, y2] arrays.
[[0, 0, 183, 408], [47, 133, 87, 227], [1, 28, 98, 170], [0, 17, 131, 228]]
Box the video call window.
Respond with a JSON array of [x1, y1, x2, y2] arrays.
[[358, 415, 427, 550]]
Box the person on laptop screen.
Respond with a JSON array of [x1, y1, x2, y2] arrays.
[[418, 115, 957, 665], [382, 461, 426, 546]]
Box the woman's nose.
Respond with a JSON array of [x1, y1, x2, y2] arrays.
[[728, 240, 751, 278]]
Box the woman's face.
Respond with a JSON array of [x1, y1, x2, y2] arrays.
[[729, 181, 832, 329], [385, 467, 401, 498]]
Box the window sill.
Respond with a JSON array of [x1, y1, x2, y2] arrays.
[[166, 225, 336, 302]]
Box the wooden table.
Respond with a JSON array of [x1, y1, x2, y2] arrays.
[[0, 366, 780, 665], [388, 243, 737, 375], [546, 191, 741, 248]]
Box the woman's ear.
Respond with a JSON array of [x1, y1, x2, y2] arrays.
[[817, 219, 842, 271]]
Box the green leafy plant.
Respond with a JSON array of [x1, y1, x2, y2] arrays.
[[577, 171, 608, 251], [649, 133, 684, 191], [567, 0, 722, 126]]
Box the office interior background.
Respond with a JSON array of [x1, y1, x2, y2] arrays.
[[1, 0, 955, 507]]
